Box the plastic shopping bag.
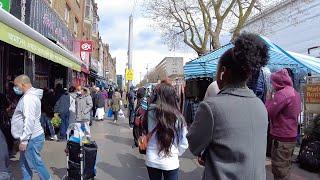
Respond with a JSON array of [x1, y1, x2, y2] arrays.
[[107, 108, 113, 118], [119, 109, 125, 119]]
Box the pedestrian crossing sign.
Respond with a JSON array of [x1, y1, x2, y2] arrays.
[[126, 69, 134, 81]]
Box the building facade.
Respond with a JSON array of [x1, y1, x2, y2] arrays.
[[147, 57, 184, 83], [51, 0, 114, 87], [242, 0, 320, 57], [1, 0, 82, 91]]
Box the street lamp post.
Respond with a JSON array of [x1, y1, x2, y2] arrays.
[[146, 64, 149, 83]]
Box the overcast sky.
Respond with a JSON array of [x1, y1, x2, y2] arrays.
[[96, 0, 197, 84]]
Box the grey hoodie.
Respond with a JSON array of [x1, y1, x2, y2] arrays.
[[11, 87, 44, 145]]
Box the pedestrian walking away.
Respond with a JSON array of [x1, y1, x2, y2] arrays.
[[94, 87, 106, 121], [111, 89, 121, 124], [128, 86, 136, 128], [266, 68, 302, 180], [41, 89, 57, 141], [11, 75, 51, 180], [54, 86, 75, 140], [187, 33, 269, 180], [143, 83, 188, 180]]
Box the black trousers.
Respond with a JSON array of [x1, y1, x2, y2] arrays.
[[147, 167, 179, 180], [128, 104, 135, 127]]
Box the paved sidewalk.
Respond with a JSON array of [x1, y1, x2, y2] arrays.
[[9, 117, 320, 180]]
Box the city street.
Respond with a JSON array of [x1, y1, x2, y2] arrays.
[[9, 116, 320, 180]]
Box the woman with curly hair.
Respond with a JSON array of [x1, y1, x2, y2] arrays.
[[145, 82, 188, 180], [187, 32, 269, 180]]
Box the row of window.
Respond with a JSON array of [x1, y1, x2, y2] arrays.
[[63, 0, 98, 36]]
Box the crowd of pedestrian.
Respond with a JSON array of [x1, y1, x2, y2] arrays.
[[0, 32, 316, 180]]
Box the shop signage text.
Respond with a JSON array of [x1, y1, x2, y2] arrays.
[[80, 41, 93, 52], [29, 0, 74, 51], [0, 22, 81, 71], [306, 84, 320, 104]]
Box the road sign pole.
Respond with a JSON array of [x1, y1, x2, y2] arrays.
[[127, 14, 133, 89]]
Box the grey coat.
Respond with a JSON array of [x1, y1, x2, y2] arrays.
[[187, 86, 268, 180], [69, 91, 93, 124]]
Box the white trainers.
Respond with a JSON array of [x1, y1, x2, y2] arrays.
[[113, 120, 117, 124], [50, 135, 58, 141]]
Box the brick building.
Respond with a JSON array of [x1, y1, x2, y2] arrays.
[[49, 0, 115, 87]]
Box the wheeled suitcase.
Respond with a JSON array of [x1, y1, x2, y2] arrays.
[[64, 123, 98, 180]]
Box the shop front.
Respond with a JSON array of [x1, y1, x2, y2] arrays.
[[0, 8, 81, 93]]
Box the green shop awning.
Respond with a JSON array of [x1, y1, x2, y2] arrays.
[[0, 9, 81, 71]]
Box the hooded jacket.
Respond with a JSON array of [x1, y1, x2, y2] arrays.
[[69, 88, 93, 124], [11, 87, 44, 145], [266, 69, 301, 141]]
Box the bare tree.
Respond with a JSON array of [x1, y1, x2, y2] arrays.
[[144, 0, 277, 56]]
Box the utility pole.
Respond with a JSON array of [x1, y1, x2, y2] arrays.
[[127, 14, 133, 89], [146, 64, 149, 83], [140, 72, 142, 84]]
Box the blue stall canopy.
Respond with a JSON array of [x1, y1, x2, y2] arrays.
[[184, 36, 320, 80]]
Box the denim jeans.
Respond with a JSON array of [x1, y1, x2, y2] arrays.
[[40, 114, 55, 137], [147, 167, 179, 180], [20, 134, 51, 180], [59, 112, 70, 140], [0, 172, 11, 180]]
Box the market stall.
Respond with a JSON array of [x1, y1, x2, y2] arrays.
[[183, 35, 320, 129]]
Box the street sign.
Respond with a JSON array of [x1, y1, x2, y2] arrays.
[[306, 84, 320, 104], [80, 41, 93, 52], [126, 69, 134, 81], [0, 0, 10, 12]]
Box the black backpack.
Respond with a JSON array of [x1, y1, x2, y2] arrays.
[[299, 140, 320, 172]]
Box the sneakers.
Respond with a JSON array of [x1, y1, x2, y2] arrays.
[[50, 135, 58, 141], [113, 120, 117, 124]]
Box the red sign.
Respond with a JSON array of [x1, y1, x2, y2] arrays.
[[73, 40, 90, 73], [80, 41, 93, 52]]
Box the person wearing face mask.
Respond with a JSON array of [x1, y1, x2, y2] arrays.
[[10, 75, 51, 180], [187, 33, 269, 180]]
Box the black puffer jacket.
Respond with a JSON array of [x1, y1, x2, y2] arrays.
[[95, 92, 105, 108]]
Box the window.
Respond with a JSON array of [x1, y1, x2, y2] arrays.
[[74, 18, 78, 35], [93, 16, 98, 34], [85, 0, 92, 20], [65, 4, 70, 23]]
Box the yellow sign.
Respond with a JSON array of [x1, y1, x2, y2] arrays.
[[126, 69, 134, 81]]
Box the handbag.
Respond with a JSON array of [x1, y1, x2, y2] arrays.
[[138, 126, 157, 153]]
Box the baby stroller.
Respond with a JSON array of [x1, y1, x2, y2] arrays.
[[64, 122, 98, 180]]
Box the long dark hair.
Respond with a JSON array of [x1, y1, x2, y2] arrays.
[[153, 83, 184, 156]]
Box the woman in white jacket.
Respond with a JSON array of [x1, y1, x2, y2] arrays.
[[145, 82, 188, 180]]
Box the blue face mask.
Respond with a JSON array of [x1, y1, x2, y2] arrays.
[[13, 86, 23, 95]]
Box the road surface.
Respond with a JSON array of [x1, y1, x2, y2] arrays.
[[9, 116, 320, 180]]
